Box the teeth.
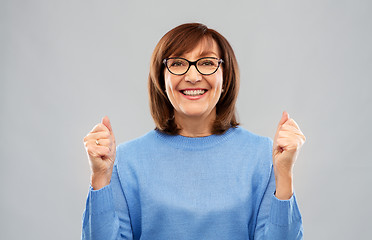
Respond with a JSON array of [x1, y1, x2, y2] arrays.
[[182, 90, 206, 96]]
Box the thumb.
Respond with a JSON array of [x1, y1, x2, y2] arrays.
[[102, 116, 113, 134], [274, 111, 289, 141]]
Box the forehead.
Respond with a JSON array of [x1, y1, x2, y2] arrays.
[[173, 37, 220, 58]]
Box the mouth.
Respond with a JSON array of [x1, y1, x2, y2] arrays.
[[179, 89, 208, 96]]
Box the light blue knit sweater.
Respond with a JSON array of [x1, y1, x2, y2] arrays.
[[82, 126, 303, 239]]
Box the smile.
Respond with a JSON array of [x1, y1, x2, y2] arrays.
[[180, 89, 207, 96]]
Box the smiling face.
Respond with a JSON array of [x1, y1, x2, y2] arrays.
[[164, 38, 223, 123]]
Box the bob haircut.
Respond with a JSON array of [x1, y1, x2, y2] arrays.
[[148, 23, 240, 135]]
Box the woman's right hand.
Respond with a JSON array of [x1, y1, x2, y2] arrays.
[[83, 116, 116, 190]]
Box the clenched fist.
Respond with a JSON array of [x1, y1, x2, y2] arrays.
[[83, 116, 116, 190], [272, 111, 306, 199]]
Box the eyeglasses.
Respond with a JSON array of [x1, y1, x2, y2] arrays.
[[163, 57, 224, 76]]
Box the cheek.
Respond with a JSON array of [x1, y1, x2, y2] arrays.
[[207, 75, 223, 102], [164, 72, 181, 98], [164, 72, 172, 90], [216, 76, 223, 88], [211, 72, 223, 90], [164, 72, 177, 94]]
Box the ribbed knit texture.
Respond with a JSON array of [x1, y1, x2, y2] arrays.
[[82, 126, 303, 240]]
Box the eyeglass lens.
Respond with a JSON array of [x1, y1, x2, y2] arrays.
[[166, 58, 220, 75]]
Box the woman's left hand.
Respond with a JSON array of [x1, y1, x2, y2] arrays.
[[272, 111, 306, 199]]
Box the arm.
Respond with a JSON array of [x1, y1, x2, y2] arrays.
[[253, 111, 306, 239], [82, 117, 133, 239], [272, 111, 306, 201], [82, 152, 133, 240], [254, 164, 303, 240]]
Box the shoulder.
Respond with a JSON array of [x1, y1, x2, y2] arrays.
[[116, 130, 158, 154], [234, 126, 274, 183], [233, 126, 273, 149], [115, 130, 157, 163], [114, 130, 158, 169], [232, 126, 273, 171]]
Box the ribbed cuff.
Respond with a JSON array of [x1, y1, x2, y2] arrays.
[[269, 192, 302, 226], [88, 184, 115, 215]]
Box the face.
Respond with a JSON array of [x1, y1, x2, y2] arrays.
[[164, 38, 223, 121]]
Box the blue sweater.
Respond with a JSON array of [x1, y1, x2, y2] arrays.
[[82, 126, 303, 239]]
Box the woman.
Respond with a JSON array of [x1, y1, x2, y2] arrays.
[[82, 23, 306, 240]]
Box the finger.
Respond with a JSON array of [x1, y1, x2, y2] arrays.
[[85, 138, 111, 147], [277, 127, 305, 142], [277, 111, 289, 129], [84, 134, 114, 148], [90, 123, 110, 133], [274, 111, 289, 141], [102, 116, 113, 134], [84, 131, 111, 142], [283, 118, 300, 129], [87, 145, 111, 158], [276, 128, 306, 147], [281, 119, 306, 142], [276, 136, 304, 152], [279, 123, 302, 134], [275, 138, 297, 152], [96, 139, 113, 151]]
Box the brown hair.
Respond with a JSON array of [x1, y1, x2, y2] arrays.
[[148, 23, 240, 135]]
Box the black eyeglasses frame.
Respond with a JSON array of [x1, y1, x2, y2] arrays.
[[163, 57, 224, 76]]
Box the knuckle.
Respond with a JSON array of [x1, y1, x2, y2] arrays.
[[83, 134, 90, 142], [84, 134, 91, 143], [285, 125, 296, 131], [99, 123, 108, 131], [102, 147, 110, 155], [94, 150, 102, 156], [91, 124, 99, 132], [96, 147, 106, 157], [102, 131, 110, 138], [92, 123, 104, 133], [278, 132, 285, 138], [302, 135, 307, 142], [87, 147, 94, 155]]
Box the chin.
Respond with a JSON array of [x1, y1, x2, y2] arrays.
[[178, 106, 212, 118]]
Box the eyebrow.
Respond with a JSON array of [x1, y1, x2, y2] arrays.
[[198, 50, 218, 58], [170, 50, 219, 59]]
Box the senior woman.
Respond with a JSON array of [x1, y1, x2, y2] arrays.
[[82, 23, 306, 240]]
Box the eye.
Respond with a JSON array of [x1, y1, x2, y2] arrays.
[[172, 62, 182, 66], [169, 59, 187, 67], [199, 59, 216, 66]]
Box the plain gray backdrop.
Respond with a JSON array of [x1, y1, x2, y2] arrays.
[[1, 0, 371, 239]]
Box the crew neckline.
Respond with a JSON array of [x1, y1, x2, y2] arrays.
[[154, 126, 239, 150]]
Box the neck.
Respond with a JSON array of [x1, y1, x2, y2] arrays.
[[174, 109, 216, 137]]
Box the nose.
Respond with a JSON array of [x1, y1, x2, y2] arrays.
[[184, 65, 201, 84]]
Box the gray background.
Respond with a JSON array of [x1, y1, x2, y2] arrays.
[[1, 0, 371, 239]]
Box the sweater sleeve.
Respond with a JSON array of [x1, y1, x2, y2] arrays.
[[253, 139, 303, 240], [81, 150, 133, 240]]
